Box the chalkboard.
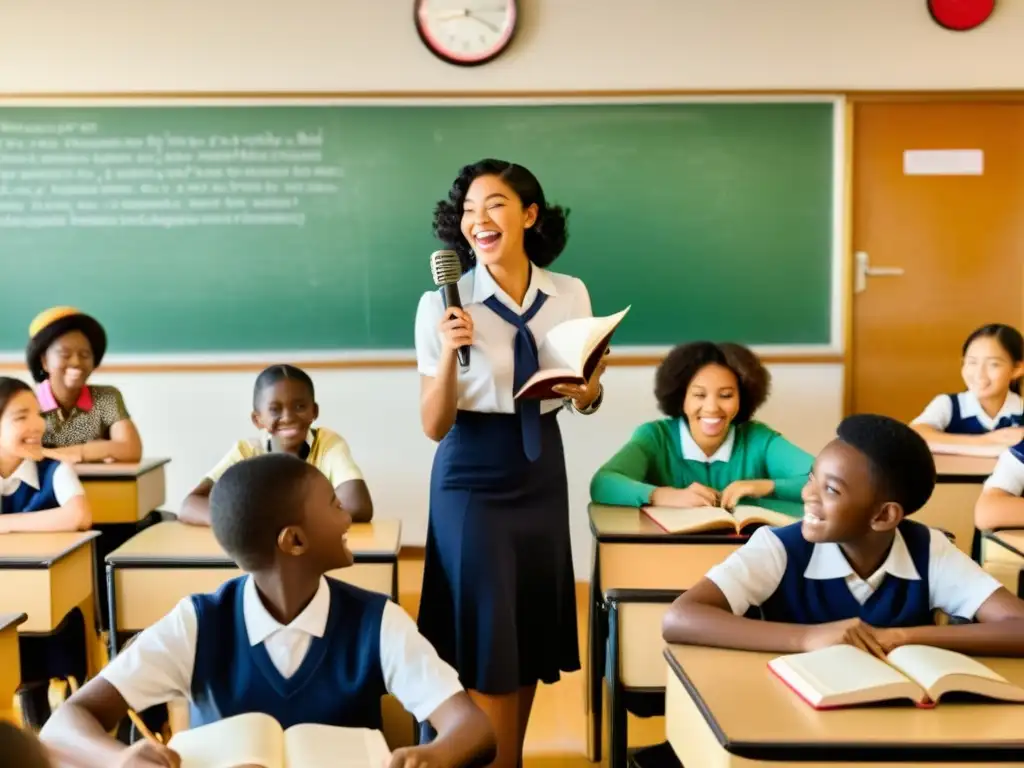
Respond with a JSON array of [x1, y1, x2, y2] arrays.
[[0, 101, 835, 353]]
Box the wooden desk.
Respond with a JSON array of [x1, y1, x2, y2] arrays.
[[918, 454, 996, 558], [0, 532, 101, 677], [105, 520, 402, 658], [77, 458, 170, 524], [586, 504, 749, 763], [983, 530, 1024, 597], [665, 644, 1024, 766], [0, 613, 26, 723]]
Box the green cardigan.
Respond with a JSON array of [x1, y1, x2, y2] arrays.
[[590, 418, 813, 514]]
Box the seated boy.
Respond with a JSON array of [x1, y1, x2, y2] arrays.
[[663, 414, 1024, 656], [974, 440, 1024, 531], [41, 454, 495, 767], [179, 364, 373, 526]]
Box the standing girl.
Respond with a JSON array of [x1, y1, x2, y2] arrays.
[[414, 159, 606, 767], [911, 324, 1024, 448]]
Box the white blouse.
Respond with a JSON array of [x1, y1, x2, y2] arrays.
[[414, 265, 593, 414]]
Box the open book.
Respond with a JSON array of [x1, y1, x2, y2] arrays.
[[166, 712, 391, 767], [642, 504, 795, 534], [927, 442, 1004, 458], [768, 644, 1024, 710], [514, 307, 630, 400]]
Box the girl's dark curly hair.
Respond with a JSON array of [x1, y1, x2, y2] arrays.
[[655, 341, 771, 423], [432, 159, 569, 272]]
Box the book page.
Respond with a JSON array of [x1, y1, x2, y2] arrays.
[[283, 725, 391, 768], [168, 712, 283, 768], [732, 505, 797, 530], [886, 645, 1022, 701], [769, 645, 924, 708], [642, 505, 736, 533], [540, 307, 630, 375]]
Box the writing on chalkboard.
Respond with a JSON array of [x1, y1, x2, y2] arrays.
[[0, 120, 342, 230]]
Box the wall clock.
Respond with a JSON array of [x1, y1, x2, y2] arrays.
[[927, 0, 995, 31], [414, 1, 519, 66]]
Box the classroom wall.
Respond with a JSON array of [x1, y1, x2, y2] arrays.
[[3, 0, 944, 576], [92, 364, 842, 578], [2, 0, 1024, 93]]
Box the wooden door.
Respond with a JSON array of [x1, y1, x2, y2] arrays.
[[851, 102, 1024, 420]]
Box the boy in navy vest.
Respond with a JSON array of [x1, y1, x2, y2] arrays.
[[40, 453, 496, 767], [663, 414, 1024, 656]]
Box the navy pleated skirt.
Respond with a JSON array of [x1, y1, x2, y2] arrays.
[[418, 409, 580, 694]]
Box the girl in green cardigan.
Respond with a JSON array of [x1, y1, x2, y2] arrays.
[[590, 341, 813, 515]]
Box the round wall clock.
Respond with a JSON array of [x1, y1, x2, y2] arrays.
[[927, 0, 995, 31], [414, 1, 519, 66]]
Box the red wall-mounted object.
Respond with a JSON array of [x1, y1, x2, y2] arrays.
[[928, 0, 996, 31]]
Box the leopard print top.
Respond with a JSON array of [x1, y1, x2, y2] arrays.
[[42, 385, 131, 448]]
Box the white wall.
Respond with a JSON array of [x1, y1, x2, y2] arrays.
[[1, 0, 1023, 93], [73, 363, 840, 578]]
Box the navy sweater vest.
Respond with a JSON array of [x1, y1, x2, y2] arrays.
[[760, 519, 933, 627], [189, 576, 388, 730], [946, 393, 1023, 434], [1, 459, 61, 514]]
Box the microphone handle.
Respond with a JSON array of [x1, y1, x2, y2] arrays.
[[441, 284, 471, 368]]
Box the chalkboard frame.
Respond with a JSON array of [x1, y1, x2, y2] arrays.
[[0, 93, 847, 370]]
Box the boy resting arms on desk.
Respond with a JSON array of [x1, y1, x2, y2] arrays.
[[663, 414, 1024, 657]]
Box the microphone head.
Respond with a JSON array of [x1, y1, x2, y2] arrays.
[[430, 250, 462, 287]]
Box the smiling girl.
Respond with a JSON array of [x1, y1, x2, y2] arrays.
[[0, 377, 91, 532], [911, 324, 1024, 448], [590, 341, 811, 514], [415, 159, 606, 767], [25, 307, 142, 464]]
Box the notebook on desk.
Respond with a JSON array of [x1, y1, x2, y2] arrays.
[[768, 644, 1024, 710], [167, 712, 391, 767]]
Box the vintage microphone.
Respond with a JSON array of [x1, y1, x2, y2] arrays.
[[429, 249, 470, 368]]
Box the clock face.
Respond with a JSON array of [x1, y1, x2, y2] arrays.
[[415, 1, 518, 66]]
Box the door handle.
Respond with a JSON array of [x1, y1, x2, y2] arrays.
[[855, 251, 905, 293]]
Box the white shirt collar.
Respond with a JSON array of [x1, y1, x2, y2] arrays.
[[263, 429, 315, 453], [0, 460, 39, 496], [804, 528, 921, 582], [679, 419, 736, 463], [465, 264, 559, 310], [958, 391, 1023, 430], [243, 575, 330, 646]]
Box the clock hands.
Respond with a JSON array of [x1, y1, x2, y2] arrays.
[[432, 6, 504, 33]]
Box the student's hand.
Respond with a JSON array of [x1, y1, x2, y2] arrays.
[[41, 446, 84, 465], [872, 626, 912, 654], [386, 744, 442, 768], [437, 308, 474, 357], [554, 349, 609, 410], [801, 618, 887, 658], [986, 427, 1024, 447], [115, 740, 181, 767], [650, 483, 720, 508], [720, 479, 775, 510]]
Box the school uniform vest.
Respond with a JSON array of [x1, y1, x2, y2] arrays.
[[759, 520, 933, 627], [1, 458, 61, 514], [946, 393, 1023, 434], [189, 576, 388, 730]]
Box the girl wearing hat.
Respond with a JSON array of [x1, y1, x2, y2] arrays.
[[26, 308, 142, 464]]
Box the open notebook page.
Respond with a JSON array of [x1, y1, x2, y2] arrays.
[[168, 712, 283, 768], [283, 724, 391, 767], [772, 645, 921, 705], [541, 308, 630, 375]]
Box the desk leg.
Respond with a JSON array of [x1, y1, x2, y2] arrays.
[[391, 559, 399, 603], [78, 595, 100, 679], [586, 545, 603, 763], [106, 563, 120, 661]]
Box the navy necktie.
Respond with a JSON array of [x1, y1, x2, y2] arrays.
[[483, 291, 549, 461]]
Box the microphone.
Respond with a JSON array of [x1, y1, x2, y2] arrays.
[[429, 249, 470, 368]]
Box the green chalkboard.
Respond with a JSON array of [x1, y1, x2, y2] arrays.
[[0, 101, 835, 353]]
